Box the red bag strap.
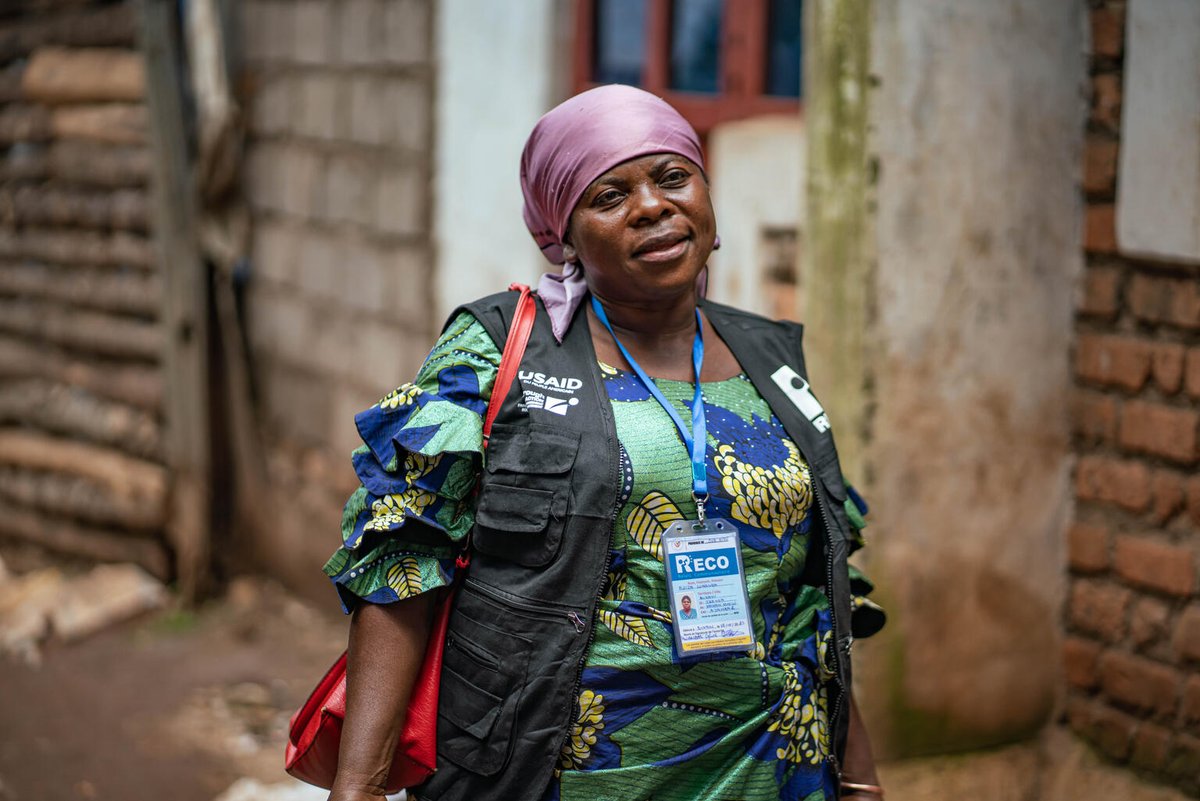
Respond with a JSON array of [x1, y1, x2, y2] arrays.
[[458, 284, 534, 572], [482, 283, 535, 448]]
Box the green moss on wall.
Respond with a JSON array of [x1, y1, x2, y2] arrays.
[[802, 0, 874, 479]]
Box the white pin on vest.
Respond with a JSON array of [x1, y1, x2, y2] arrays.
[[770, 366, 832, 433]]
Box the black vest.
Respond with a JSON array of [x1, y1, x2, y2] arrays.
[[417, 292, 856, 801]]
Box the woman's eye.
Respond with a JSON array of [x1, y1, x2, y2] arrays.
[[594, 190, 623, 206], [661, 169, 688, 185]]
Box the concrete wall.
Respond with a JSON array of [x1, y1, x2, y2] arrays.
[[433, 0, 563, 321], [708, 117, 805, 321], [847, 0, 1086, 755], [239, 0, 436, 596]]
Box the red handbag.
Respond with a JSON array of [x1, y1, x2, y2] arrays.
[[285, 283, 538, 792]]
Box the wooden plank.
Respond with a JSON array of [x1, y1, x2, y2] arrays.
[[0, 140, 152, 186], [0, 1, 106, 24], [0, 186, 148, 231], [0, 464, 166, 531], [0, 4, 137, 63], [0, 260, 160, 316], [0, 428, 167, 507], [0, 61, 25, 102], [0, 136, 44, 180], [0, 104, 51, 143], [140, 0, 213, 602], [194, 0, 275, 559], [45, 140, 150, 186], [0, 497, 169, 581], [0, 298, 161, 361], [0, 334, 162, 411], [51, 102, 147, 144], [0, 228, 155, 270], [21, 47, 145, 104], [0, 378, 162, 460]]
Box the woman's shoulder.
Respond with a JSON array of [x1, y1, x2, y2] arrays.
[[443, 289, 528, 347], [452, 289, 521, 316], [700, 298, 805, 338], [432, 309, 500, 359]]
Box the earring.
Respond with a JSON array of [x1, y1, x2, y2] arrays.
[[713, 235, 721, 251]]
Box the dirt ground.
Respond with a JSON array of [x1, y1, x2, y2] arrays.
[[3, 556, 1192, 801], [0, 570, 347, 801]]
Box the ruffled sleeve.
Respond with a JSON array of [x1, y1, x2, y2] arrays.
[[322, 312, 500, 613], [843, 483, 886, 639]]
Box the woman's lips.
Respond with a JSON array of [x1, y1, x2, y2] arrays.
[[633, 235, 690, 263]]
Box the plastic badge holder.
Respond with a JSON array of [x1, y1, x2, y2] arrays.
[[663, 518, 755, 657]]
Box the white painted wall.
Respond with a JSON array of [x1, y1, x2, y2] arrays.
[[434, 0, 563, 323], [708, 117, 805, 318], [1117, 0, 1200, 264]]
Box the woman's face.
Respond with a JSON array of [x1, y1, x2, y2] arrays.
[[563, 153, 716, 306]]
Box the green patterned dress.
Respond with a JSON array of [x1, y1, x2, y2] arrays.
[[324, 312, 884, 801]]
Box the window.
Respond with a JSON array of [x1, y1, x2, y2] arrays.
[[574, 0, 804, 135], [765, 0, 803, 97], [594, 0, 647, 85], [669, 0, 723, 93]]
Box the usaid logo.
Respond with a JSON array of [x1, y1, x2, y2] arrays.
[[519, 371, 583, 394], [770, 366, 831, 433]]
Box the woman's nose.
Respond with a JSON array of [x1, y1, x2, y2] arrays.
[[629, 182, 671, 225]]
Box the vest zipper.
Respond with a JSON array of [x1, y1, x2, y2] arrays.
[[464, 576, 585, 623], [814, 485, 846, 785], [557, 434, 621, 766]]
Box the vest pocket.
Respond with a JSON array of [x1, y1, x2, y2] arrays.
[[439, 663, 503, 738], [485, 423, 579, 474], [474, 482, 566, 566], [437, 609, 531, 776], [473, 424, 578, 567]]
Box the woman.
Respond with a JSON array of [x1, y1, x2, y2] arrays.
[[323, 85, 886, 801]]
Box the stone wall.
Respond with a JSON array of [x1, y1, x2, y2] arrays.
[[1063, 1, 1200, 794], [238, 0, 436, 595]]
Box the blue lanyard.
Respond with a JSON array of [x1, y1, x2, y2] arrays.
[[590, 296, 710, 519]]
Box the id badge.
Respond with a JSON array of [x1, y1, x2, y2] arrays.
[[663, 519, 755, 656]]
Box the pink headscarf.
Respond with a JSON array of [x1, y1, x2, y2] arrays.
[[520, 85, 708, 342]]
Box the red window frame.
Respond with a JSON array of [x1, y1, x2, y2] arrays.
[[573, 0, 803, 136]]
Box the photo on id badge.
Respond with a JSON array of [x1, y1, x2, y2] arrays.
[[665, 519, 755, 658]]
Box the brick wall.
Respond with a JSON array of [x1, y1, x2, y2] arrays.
[[1065, 2, 1200, 794], [238, 0, 435, 592]]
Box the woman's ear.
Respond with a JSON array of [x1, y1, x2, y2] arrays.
[[562, 241, 578, 264]]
